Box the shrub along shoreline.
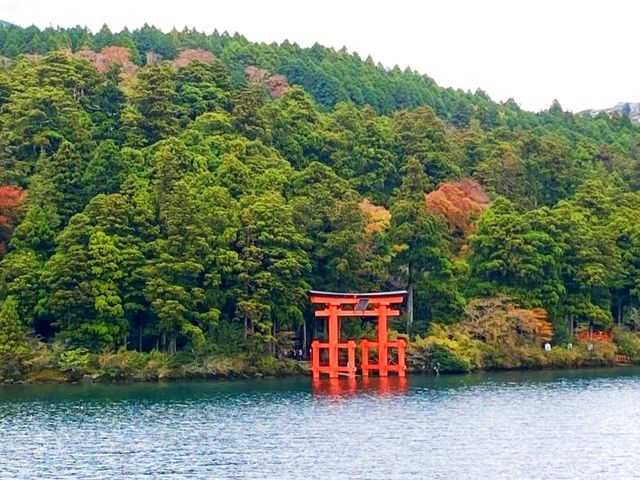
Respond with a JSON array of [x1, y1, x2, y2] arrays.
[[0, 338, 633, 385], [406, 298, 632, 375], [2, 296, 639, 385], [408, 337, 619, 375], [0, 347, 308, 385]]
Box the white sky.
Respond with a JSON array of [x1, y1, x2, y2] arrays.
[[0, 0, 638, 112]]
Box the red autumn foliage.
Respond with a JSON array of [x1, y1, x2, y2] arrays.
[[575, 330, 612, 343], [245, 66, 289, 97], [425, 179, 490, 252], [0, 186, 27, 254], [171, 49, 217, 69]]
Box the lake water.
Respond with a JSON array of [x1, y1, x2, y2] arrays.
[[2, 368, 640, 479]]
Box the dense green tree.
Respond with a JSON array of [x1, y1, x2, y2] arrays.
[[126, 63, 178, 146], [81, 140, 128, 199], [36, 141, 86, 224], [468, 198, 565, 312], [87, 230, 127, 345], [38, 214, 99, 348], [233, 192, 310, 349], [174, 61, 231, 123], [328, 103, 398, 202], [521, 133, 587, 207], [93, 24, 116, 51], [393, 106, 461, 185], [0, 296, 30, 379], [132, 24, 177, 60], [290, 162, 388, 292], [92, 66, 126, 142], [0, 86, 92, 185], [268, 86, 324, 168], [10, 204, 59, 257], [551, 200, 620, 333], [0, 248, 42, 327], [231, 84, 272, 143]]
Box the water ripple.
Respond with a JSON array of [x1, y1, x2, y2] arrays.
[[2, 369, 640, 479]]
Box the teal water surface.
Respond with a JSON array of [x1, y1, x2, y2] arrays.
[[2, 368, 640, 479]]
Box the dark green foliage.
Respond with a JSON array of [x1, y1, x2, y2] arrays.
[[0, 22, 639, 364], [268, 86, 322, 168], [174, 60, 232, 123], [469, 198, 565, 308], [232, 84, 272, 142], [132, 24, 177, 60], [233, 192, 310, 348], [126, 63, 179, 146], [0, 296, 31, 379], [393, 107, 461, 184], [36, 141, 87, 224], [82, 140, 128, 198]]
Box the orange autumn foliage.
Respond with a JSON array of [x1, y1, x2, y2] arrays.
[[460, 297, 553, 345], [574, 330, 612, 343], [0, 186, 27, 254], [425, 179, 489, 254], [507, 307, 554, 344], [425, 178, 490, 236], [358, 198, 391, 234]]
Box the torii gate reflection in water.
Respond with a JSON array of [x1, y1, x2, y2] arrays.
[[309, 290, 407, 379], [311, 376, 408, 398]]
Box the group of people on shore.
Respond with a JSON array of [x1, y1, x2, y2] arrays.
[[288, 347, 305, 361]]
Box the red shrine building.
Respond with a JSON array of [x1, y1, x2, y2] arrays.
[[309, 290, 407, 379]]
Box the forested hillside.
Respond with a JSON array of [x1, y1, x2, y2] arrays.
[[1, 23, 640, 380]]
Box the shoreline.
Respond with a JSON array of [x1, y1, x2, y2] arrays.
[[1, 359, 635, 386]]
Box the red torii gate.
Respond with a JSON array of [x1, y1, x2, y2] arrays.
[[309, 290, 407, 379]]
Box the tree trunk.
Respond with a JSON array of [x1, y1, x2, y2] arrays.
[[243, 315, 248, 340], [571, 314, 575, 338], [139, 324, 143, 352], [302, 320, 307, 358], [618, 302, 623, 326], [407, 281, 414, 337], [272, 320, 276, 356]]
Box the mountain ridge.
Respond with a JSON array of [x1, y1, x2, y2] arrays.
[[582, 102, 640, 123]]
